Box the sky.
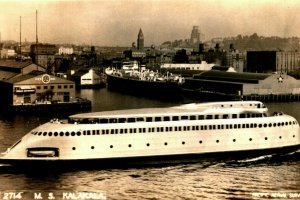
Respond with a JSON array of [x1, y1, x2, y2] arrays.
[[0, 0, 300, 46]]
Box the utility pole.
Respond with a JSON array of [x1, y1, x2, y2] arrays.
[[20, 16, 22, 60]]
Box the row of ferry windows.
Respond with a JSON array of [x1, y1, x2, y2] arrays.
[[70, 113, 267, 124], [32, 121, 298, 136]]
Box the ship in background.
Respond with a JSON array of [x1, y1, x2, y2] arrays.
[[105, 61, 185, 100]]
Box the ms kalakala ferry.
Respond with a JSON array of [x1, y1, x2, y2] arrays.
[[0, 101, 299, 167]]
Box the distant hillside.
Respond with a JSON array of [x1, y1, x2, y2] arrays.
[[161, 33, 300, 52], [223, 33, 300, 51]]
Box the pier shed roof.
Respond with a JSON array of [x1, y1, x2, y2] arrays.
[[193, 71, 271, 84]]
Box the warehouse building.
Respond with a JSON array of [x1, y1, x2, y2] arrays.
[[182, 70, 300, 101]]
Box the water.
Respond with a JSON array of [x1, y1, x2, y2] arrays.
[[0, 89, 299, 200]]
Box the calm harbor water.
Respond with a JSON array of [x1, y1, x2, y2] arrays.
[[0, 88, 299, 200]]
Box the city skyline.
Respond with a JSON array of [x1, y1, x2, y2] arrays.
[[0, 0, 300, 46]]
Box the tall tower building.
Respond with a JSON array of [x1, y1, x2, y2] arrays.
[[190, 26, 200, 44], [137, 28, 144, 50]]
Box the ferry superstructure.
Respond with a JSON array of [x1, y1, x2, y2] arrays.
[[0, 101, 299, 166]]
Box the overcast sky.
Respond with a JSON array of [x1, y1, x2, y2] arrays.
[[0, 0, 300, 46]]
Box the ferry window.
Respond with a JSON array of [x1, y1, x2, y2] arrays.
[[250, 124, 254, 128], [281, 122, 284, 126], [137, 117, 144, 122], [146, 117, 152, 122], [151, 128, 155, 132], [58, 132, 63, 136], [175, 127, 178, 131], [163, 116, 170, 121], [206, 115, 213, 120], [289, 121, 292, 125], [229, 125, 233, 129], [169, 127, 173, 131], [124, 129, 128, 134], [214, 115, 219, 119], [54, 132, 58, 137], [128, 118, 136, 123], [42, 132, 47, 136], [181, 116, 189, 120], [83, 130, 86, 135], [285, 122, 288, 126], [269, 123, 272, 127], [240, 114, 246, 118], [48, 132, 52, 136], [178, 127, 182, 131], [118, 118, 126, 123], [226, 125, 229, 129], [65, 132, 69, 136], [223, 114, 229, 119], [102, 130, 105, 135], [273, 123, 277, 127], [247, 114, 251, 118], [139, 128, 143, 133], [166, 127, 169, 132], [196, 126, 199, 130], [92, 130, 96, 135], [264, 124, 267, 128], [143, 128, 146, 132], [190, 115, 196, 120], [192, 126, 196, 131], [246, 124, 249, 128], [77, 131, 81, 136], [99, 119, 108, 124], [259, 124, 262, 128], [111, 129, 114, 134], [96, 130, 100, 135], [157, 127, 160, 132], [238, 124, 241, 129], [232, 114, 237, 119], [155, 117, 161, 122], [242, 124, 246, 128], [160, 127, 163, 132], [172, 116, 179, 121], [106, 130, 109, 134], [148, 128, 152, 132], [109, 118, 117, 123], [234, 124, 237, 129], [71, 132, 75, 136], [209, 125, 212, 130], [198, 115, 204, 120], [277, 123, 281, 126]]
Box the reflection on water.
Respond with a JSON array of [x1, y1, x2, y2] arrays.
[[0, 88, 299, 199]]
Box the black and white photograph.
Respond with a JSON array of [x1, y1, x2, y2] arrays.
[[0, 0, 299, 199]]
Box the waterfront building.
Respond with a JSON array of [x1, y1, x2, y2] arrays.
[[30, 44, 57, 72], [0, 49, 16, 59], [182, 70, 300, 101], [137, 28, 144, 51], [80, 69, 102, 87], [59, 47, 74, 55], [227, 51, 245, 73], [246, 51, 300, 73], [0, 71, 75, 106], [0, 60, 46, 80], [190, 26, 200, 44]]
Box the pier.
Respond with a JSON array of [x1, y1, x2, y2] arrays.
[[242, 94, 300, 102]]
